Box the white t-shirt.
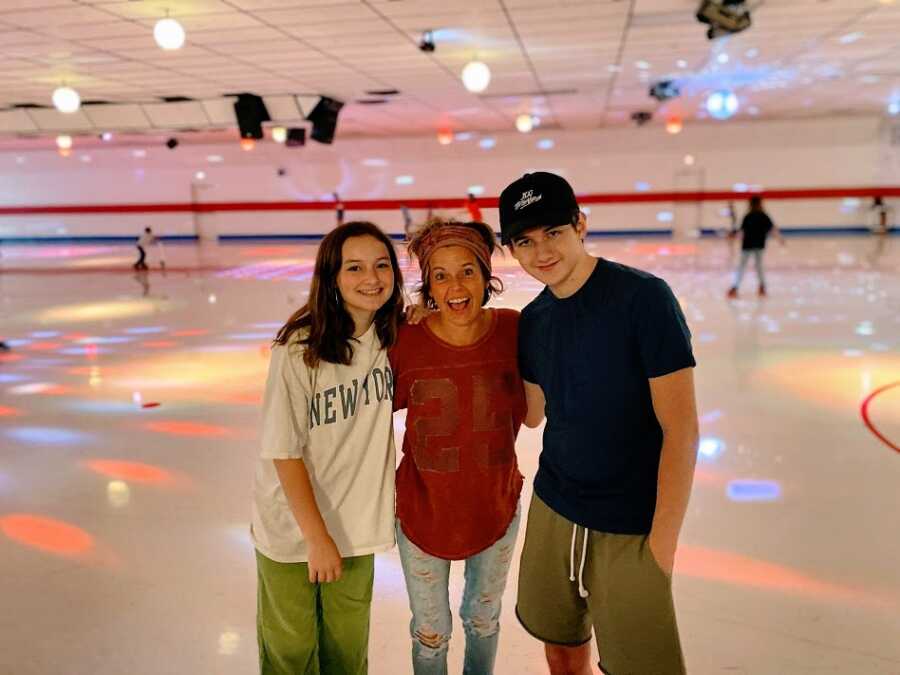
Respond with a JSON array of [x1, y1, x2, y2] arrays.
[[137, 232, 154, 248], [251, 323, 396, 563]]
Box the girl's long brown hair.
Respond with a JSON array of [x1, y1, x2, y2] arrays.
[[274, 222, 404, 367]]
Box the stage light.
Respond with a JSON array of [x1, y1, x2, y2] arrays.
[[52, 86, 80, 113], [154, 17, 186, 50], [666, 117, 683, 134], [706, 90, 739, 119], [419, 30, 435, 52], [461, 61, 491, 93]]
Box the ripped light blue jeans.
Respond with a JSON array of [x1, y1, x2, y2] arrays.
[[395, 505, 521, 675]]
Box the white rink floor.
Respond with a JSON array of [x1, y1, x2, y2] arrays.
[[1, 235, 898, 675]]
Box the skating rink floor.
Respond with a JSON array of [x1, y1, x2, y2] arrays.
[[1, 234, 898, 674]]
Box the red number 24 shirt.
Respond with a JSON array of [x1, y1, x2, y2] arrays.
[[390, 308, 526, 560]]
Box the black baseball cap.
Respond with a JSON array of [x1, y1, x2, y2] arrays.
[[498, 172, 579, 244]]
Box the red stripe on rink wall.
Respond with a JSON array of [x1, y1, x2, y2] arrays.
[[2, 186, 899, 216]]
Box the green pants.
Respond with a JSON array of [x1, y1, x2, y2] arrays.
[[256, 549, 374, 675]]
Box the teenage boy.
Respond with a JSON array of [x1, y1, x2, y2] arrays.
[[499, 172, 699, 675]]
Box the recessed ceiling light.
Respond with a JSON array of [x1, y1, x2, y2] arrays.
[[154, 17, 186, 50], [461, 61, 491, 93], [52, 86, 80, 113], [516, 114, 535, 133]]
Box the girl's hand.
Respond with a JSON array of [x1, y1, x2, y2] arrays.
[[405, 304, 431, 325], [307, 534, 343, 583]]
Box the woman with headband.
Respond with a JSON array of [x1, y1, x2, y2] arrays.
[[390, 218, 542, 675]]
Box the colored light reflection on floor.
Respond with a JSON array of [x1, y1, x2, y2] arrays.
[[0, 405, 23, 417], [676, 545, 886, 606], [145, 420, 236, 438], [5, 426, 92, 445], [726, 479, 782, 502], [36, 299, 172, 324], [84, 459, 184, 487], [0, 514, 94, 557]]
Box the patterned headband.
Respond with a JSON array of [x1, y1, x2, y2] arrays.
[[409, 223, 492, 275]]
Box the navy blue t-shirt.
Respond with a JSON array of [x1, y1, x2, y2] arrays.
[[518, 258, 696, 534]]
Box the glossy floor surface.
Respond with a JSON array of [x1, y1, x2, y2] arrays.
[[1, 235, 898, 674]]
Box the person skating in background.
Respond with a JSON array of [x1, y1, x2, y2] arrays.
[[727, 195, 785, 299], [134, 227, 155, 270]]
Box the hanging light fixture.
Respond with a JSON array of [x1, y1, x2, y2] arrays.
[[52, 86, 81, 114], [461, 61, 491, 93], [154, 14, 186, 50]]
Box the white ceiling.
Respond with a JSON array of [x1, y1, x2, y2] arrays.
[[0, 0, 899, 142]]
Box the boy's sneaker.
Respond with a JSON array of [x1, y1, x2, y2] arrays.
[[726, 287, 738, 299], [758, 285, 767, 297]]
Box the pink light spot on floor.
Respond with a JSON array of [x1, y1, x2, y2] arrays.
[[676, 545, 887, 607], [83, 459, 186, 487], [141, 340, 177, 348], [171, 329, 208, 337], [0, 406, 23, 417], [221, 391, 262, 405], [0, 514, 94, 557], [27, 341, 62, 351], [145, 420, 235, 438]]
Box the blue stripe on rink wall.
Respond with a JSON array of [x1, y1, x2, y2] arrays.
[[0, 235, 199, 245]]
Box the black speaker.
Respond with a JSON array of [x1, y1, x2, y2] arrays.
[[233, 93, 270, 140], [307, 96, 344, 144], [286, 127, 306, 147]]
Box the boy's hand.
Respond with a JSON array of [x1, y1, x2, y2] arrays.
[[307, 533, 342, 583]]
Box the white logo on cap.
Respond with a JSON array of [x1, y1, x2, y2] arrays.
[[514, 189, 542, 211]]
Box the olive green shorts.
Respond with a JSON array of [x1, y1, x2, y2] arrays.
[[516, 494, 685, 675]]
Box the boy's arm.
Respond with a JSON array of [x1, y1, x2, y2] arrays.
[[647, 367, 699, 575], [273, 458, 342, 583], [523, 380, 545, 428]]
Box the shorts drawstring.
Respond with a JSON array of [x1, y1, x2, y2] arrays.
[[568, 523, 591, 598]]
